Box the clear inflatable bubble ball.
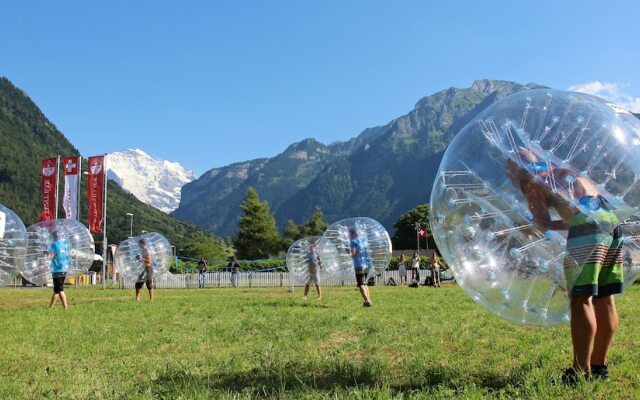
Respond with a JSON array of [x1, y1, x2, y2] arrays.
[[23, 219, 95, 285], [321, 217, 392, 280], [287, 236, 343, 285], [115, 232, 172, 284], [0, 203, 28, 286], [430, 89, 640, 326]]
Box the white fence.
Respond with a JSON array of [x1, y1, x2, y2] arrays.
[[118, 269, 455, 289], [8, 269, 455, 289]]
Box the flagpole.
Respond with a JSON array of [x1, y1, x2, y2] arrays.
[[102, 154, 108, 290], [54, 155, 60, 219], [76, 156, 82, 220]]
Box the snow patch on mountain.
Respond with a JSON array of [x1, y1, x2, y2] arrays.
[[106, 149, 196, 213]]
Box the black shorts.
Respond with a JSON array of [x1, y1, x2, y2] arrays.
[[355, 272, 368, 287], [52, 274, 66, 293], [135, 280, 153, 290]]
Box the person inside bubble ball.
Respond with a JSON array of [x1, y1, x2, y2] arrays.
[[48, 231, 70, 310], [506, 149, 576, 231], [135, 239, 154, 301], [508, 150, 624, 382], [303, 244, 322, 300], [349, 228, 372, 307]]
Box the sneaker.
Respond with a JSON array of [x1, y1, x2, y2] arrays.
[[363, 301, 372, 307], [560, 368, 592, 385], [591, 365, 609, 380]]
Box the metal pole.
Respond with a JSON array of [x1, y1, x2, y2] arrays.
[[102, 154, 108, 289], [76, 156, 82, 220], [54, 155, 60, 219], [415, 222, 420, 252]]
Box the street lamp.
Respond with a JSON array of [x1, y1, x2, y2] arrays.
[[126, 213, 133, 237]]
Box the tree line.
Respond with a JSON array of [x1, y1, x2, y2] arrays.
[[232, 187, 435, 260]]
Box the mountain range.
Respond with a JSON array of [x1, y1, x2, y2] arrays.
[[107, 149, 196, 213], [172, 80, 547, 236]]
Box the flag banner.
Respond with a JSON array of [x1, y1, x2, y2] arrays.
[[62, 156, 81, 220], [418, 227, 428, 238], [40, 157, 58, 222], [88, 156, 105, 233]]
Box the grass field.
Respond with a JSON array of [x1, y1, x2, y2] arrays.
[[1, 284, 639, 399]]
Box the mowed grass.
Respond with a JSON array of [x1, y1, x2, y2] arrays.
[[1, 284, 639, 399]]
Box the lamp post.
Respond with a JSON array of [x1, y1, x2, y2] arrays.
[[126, 213, 133, 238]]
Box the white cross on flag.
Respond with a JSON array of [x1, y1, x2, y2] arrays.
[[62, 155, 81, 220]]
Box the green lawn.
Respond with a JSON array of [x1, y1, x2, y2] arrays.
[[1, 284, 639, 399]]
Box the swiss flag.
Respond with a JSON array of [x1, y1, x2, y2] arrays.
[[418, 227, 428, 237]]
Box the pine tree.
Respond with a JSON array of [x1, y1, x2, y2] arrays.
[[234, 187, 282, 260], [300, 207, 329, 237], [282, 219, 301, 250]]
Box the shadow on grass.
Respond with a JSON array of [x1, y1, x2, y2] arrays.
[[138, 360, 529, 397]]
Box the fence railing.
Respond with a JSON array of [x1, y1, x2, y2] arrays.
[[9, 269, 455, 289]]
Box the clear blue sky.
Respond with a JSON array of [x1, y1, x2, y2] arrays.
[[1, 1, 639, 174]]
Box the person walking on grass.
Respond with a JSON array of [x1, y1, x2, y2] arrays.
[[135, 239, 154, 301], [349, 228, 372, 307], [198, 257, 208, 288], [398, 254, 408, 285], [303, 243, 322, 300], [48, 231, 70, 310], [227, 256, 239, 288], [431, 253, 442, 287]]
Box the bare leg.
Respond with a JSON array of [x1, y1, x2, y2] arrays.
[[316, 284, 322, 299], [149, 288, 154, 301], [357, 285, 369, 302], [59, 291, 69, 310], [303, 284, 310, 299], [570, 294, 596, 372], [49, 293, 59, 308], [135, 288, 141, 301], [591, 295, 619, 366]]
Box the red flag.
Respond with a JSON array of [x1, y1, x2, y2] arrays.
[[418, 227, 428, 238], [40, 157, 58, 222], [88, 156, 105, 233], [62, 156, 81, 220]]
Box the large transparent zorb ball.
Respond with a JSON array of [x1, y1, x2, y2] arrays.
[[287, 236, 340, 284], [23, 219, 95, 285], [321, 217, 392, 279], [115, 232, 172, 284], [430, 89, 640, 326], [0, 204, 27, 286]]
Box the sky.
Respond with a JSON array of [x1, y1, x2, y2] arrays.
[[1, 1, 639, 175]]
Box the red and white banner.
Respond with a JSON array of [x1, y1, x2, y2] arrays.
[[418, 227, 428, 238], [40, 157, 59, 222], [62, 156, 81, 220], [87, 155, 105, 233]]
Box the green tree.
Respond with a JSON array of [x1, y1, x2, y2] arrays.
[[282, 219, 301, 250], [299, 207, 329, 237], [234, 187, 282, 260], [392, 204, 434, 250], [182, 235, 233, 262]]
